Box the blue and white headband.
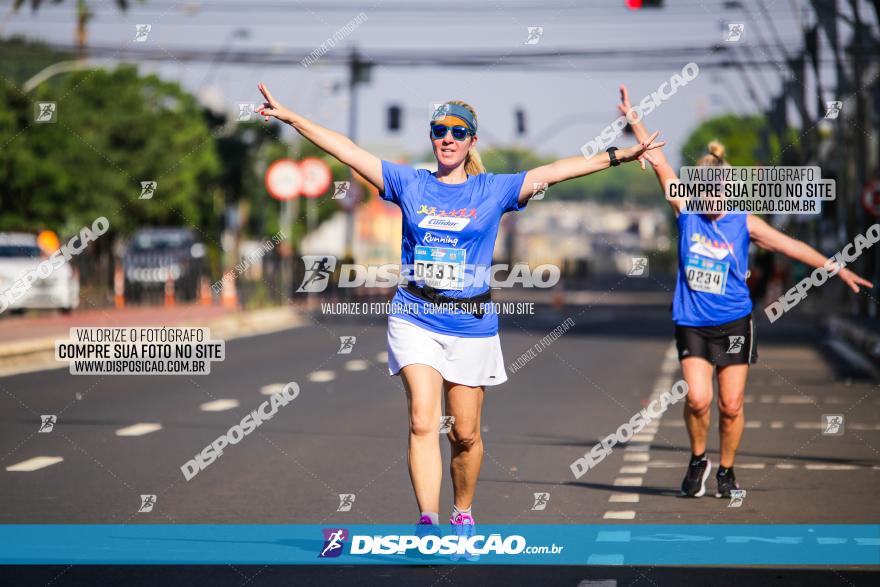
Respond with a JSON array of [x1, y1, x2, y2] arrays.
[[430, 103, 478, 134]]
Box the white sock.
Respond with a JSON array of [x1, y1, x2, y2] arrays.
[[452, 504, 472, 518], [420, 511, 439, 525]]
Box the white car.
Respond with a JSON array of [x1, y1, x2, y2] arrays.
[[0, 232, 79, 314]]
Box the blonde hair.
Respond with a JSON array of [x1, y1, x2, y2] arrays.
[[447, 100, 486, 175], [696, 140, 728, 167]]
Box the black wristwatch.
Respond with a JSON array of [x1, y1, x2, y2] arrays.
[[606, 146, 621, 167]]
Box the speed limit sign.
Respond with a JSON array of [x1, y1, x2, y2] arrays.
[[265, 159, 302, 201], [862, 178, 880, 218]]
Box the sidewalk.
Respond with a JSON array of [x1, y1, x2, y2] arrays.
[[0, 303, 306, 377]]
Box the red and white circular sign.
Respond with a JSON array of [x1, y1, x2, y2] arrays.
[[862, 178, 880, 218], [265, 159, 302, 201], [299, 157, 332, 198]]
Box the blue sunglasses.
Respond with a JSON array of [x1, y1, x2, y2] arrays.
[[430, 124, 473, 141]]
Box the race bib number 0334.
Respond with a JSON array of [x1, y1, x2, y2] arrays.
[[685, 255, 729, 295], [414, 246, 466, 290]]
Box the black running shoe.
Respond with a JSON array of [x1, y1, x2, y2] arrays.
[[680, 455, 712, 497], [715, 467, 740, 498]]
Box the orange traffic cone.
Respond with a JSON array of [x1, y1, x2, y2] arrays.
[[114, 263, 125, 309], [164, 273, 175, 307], [199, 277, 213, 306], [221, 274, 238, 309]]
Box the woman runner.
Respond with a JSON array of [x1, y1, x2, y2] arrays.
[[256, 83, 663, 550], [616, 84, 873, 498]]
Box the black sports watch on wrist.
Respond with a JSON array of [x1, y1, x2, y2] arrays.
[[606, 146, 621, 167]]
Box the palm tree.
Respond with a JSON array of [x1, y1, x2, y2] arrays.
[[14, 0, 143, 58]]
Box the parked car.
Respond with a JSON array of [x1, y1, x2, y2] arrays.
[[123, 228, 206, 302], [0, 232, 79, 314]]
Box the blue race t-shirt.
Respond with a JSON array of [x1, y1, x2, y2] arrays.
[[380, 160, 527, 337], [672, 213, 752, 326]]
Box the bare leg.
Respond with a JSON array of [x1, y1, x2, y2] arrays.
[[716, 364, 749, 468], [444, 380, 484, 511], [682, 357, 715, 456], [400, 364, 444, 515]]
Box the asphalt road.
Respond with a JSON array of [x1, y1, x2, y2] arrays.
[[1, 301, 878, 585]]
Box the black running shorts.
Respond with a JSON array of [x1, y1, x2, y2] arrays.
[[675, 314, 757, 366]]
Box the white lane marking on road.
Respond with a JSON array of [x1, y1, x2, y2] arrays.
[[775, 463, 797, 469], [6, 456, 64, 471], [308, 370, 335, 382], [805, 464, 859, 470], [648, 461, 684, 468], [744, 421, 762, 429], [623, 453, 650, 462], [624, 444, 650, 452], [200, 399, 239, 412], [770, 421, 785, 429], [603, 511, 636, 520], [738, 463, 766, 469], [344, 360, 369, 371], [587, 554, 624, 565], [824, 397, 847, 405], [619, 465, 648, 474], [375, 351, 388, 363], [779, 395, 814, 404], [609, 493, 640, 503], [851, 423, 880, 431], [115, 423, 162, 437], [613, 477, 643, 487], [759, 395, 775, 403], [597, 531, 631, 542], [631, 433, 654, 442], [661, 420, 686, 427], [260, 383, 285, 395]]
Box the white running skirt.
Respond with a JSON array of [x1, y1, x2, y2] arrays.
[[386, 316, 508, 387]]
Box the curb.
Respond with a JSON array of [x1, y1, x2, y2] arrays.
[[0, 306, 306, 361]]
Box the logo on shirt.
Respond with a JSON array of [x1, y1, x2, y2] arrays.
[[423, 232, 459, 247], [417, 204, 478, 219], [418, 215, 470, 232], [689, 233, 733, 260]]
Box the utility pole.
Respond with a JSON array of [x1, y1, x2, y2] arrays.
[[343, 47, 372, 265]]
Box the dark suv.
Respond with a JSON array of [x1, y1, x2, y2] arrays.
[[123, 228, 206, 302]]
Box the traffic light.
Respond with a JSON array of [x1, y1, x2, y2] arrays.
[[626, 0, 663, 9], [387, 104, 402, 132]]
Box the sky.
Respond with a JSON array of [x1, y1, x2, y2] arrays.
[[2, 0, 875, 168]]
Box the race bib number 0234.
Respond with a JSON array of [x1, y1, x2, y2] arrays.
[[414, 246, 466, 290], [685, 255, 729, 295]]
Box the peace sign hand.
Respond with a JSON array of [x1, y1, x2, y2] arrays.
[[618, 130, 666, 170], [256, 83, 292, 124]]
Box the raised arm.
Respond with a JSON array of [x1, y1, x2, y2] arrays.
[[256, 83, 383, 191], [518, 120, 665, 206], [618, 85, 682, 215], [747, 214, 873, 293]]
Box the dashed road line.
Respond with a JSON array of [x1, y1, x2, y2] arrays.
[[6, 456, 64, 471]]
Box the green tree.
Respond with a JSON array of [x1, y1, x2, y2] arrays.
[[0, 65, 221, 238], [0, 36, 72, 86], [435, 145, 665, 207], [680, 114, 801, 166]]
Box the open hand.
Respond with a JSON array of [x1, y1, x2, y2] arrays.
[[617, 84, 634, 118], [839, 268, 873, 293]]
